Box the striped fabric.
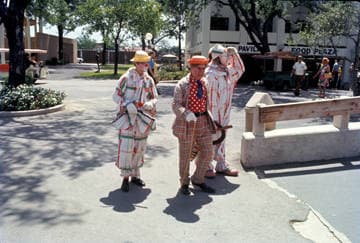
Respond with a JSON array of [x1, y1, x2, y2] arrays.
[[112, 67, 158, 177], [205, 51, 245, 171]]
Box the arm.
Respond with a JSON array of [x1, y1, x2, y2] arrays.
[[112, 75, 128, 113], [172, 78, 188, 118], [226, 47, 245, 85]]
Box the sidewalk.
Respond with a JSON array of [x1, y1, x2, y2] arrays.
[[0, 68, 351, 242]]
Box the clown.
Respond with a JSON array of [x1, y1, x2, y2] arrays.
[[172, 55, 217, 195], [112, 50, 158, 192], [205, 44, 245, 178]]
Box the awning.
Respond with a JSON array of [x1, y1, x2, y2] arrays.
[[253, 51, 296, 60], [0, 48, 48, 54]]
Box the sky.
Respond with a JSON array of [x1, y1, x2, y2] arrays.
[[42, 24, 181, 47]]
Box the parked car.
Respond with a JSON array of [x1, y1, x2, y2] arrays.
[[262, 71, 294, 90]]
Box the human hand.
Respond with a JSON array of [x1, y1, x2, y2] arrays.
[[126, 102, 138, 114], [227, 47, 237, 55], [143, 101, 153, 110], [185, 112, 197, 122]]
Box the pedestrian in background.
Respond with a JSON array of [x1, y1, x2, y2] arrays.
[[96, 52, 100, 72], [147, 50, 160, 94], [291, 55, 307, 96], [204, 44, 245, 178], [112, 50, 158, 192], [332, 59, 339, 89], [313, 57, 331, 98], [172, 55, 217, 195]]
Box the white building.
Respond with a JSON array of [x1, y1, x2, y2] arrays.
[[186, 2, 357, 87]]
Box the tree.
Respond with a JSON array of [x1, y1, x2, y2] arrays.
[[77, 0, 111, 65], [77, 34, 97, 49], [193, 0, 318, 54], [299, 1, 360, 95], [157, 0, 196, 70], [128, 0, 162, 50], [0, 0, 31, 87], [29, 0, 79, 64]]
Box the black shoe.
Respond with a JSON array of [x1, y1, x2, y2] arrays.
[[131, 177, 145, 187], [191, 181, 216, 194], [121, 178, 129, 192], [180, 184, 190, 195]]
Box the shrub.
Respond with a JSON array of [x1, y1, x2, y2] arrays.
[[158, 69, 188, 81], [0, 85, 66, 111]]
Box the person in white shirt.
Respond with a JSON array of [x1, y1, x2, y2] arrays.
[[291, 55, 307, 96]]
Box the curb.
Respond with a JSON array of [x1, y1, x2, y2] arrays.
[[0, 104, 65, 117]]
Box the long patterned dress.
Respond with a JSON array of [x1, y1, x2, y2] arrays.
[[112, 67, 158, 177], [205, 52, 245, 171]]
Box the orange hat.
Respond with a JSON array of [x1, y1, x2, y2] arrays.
[[187, 55, 209, 65]]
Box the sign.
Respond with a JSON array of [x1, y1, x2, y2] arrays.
[[238, 45, 260, 54], [288, 46, 337, 56]]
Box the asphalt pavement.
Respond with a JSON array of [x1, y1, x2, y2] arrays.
[[0, 64, 357, 242]]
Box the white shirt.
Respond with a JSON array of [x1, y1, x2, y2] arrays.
[[292, 61, 307, 75]]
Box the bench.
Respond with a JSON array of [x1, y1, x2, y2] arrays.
[[241, 92, 360, 168]]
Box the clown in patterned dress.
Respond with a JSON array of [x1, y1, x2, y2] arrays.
[[112, 51, 158, 192], [204, 44, 245, 178]]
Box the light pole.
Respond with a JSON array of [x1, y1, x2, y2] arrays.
[[145, 33, 153, 50]]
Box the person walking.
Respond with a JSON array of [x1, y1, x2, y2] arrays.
[[204, 44, 245, 178], [147, 50, 160, 94], [291, 55, 307, 96], [172, 55, 217, 195], [112, 50, 158, 192], [313, 57, 331, 98]]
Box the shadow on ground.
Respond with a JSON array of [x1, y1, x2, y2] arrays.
[[100, 187, 151, 212]]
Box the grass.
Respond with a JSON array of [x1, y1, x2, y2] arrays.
[[79, 64, 133, 79]]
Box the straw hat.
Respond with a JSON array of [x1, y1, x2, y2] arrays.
[[187, 55, 209, 65], [130, 50, 151, 63]]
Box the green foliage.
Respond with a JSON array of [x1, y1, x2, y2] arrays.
[[77, 34, 97, 49], [158, 68, 187, 81], [0, 85, 66, 111]]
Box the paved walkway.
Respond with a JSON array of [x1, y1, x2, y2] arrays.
[[0, 65, 354, 242]]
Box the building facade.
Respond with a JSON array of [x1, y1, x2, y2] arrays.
[[186, 2, 358, 87]]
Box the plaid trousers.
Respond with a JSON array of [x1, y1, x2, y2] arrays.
[[178, 115, 213, 186]]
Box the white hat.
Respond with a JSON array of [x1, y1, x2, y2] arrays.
[[209, 44, 227, 59]]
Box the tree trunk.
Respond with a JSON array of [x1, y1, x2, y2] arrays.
[[114, 38, 119, 75], [101, 43, 106, 65], [352, 31, 360, 96], [57, 25, 64, 64], [178, 21, 182, 71], [3, 2, 28, 87]]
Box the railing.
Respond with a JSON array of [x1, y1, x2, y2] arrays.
[[252, 96, 360, 136]]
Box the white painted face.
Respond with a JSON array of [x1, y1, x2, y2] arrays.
[[219, 55, 228, 65]]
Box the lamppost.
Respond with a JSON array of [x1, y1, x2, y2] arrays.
[[145, 32, 153, 50]]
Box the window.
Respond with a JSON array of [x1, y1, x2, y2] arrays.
[[210, 17, 229, 31]]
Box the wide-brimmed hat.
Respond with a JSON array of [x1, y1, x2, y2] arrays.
[[209, 44, 227, 59], [187, 55, 209, 65], [131, 50, 151, 63]]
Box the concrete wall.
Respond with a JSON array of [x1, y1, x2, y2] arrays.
[[241, 92, 360, 168], [241, 123, 360, 168]]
